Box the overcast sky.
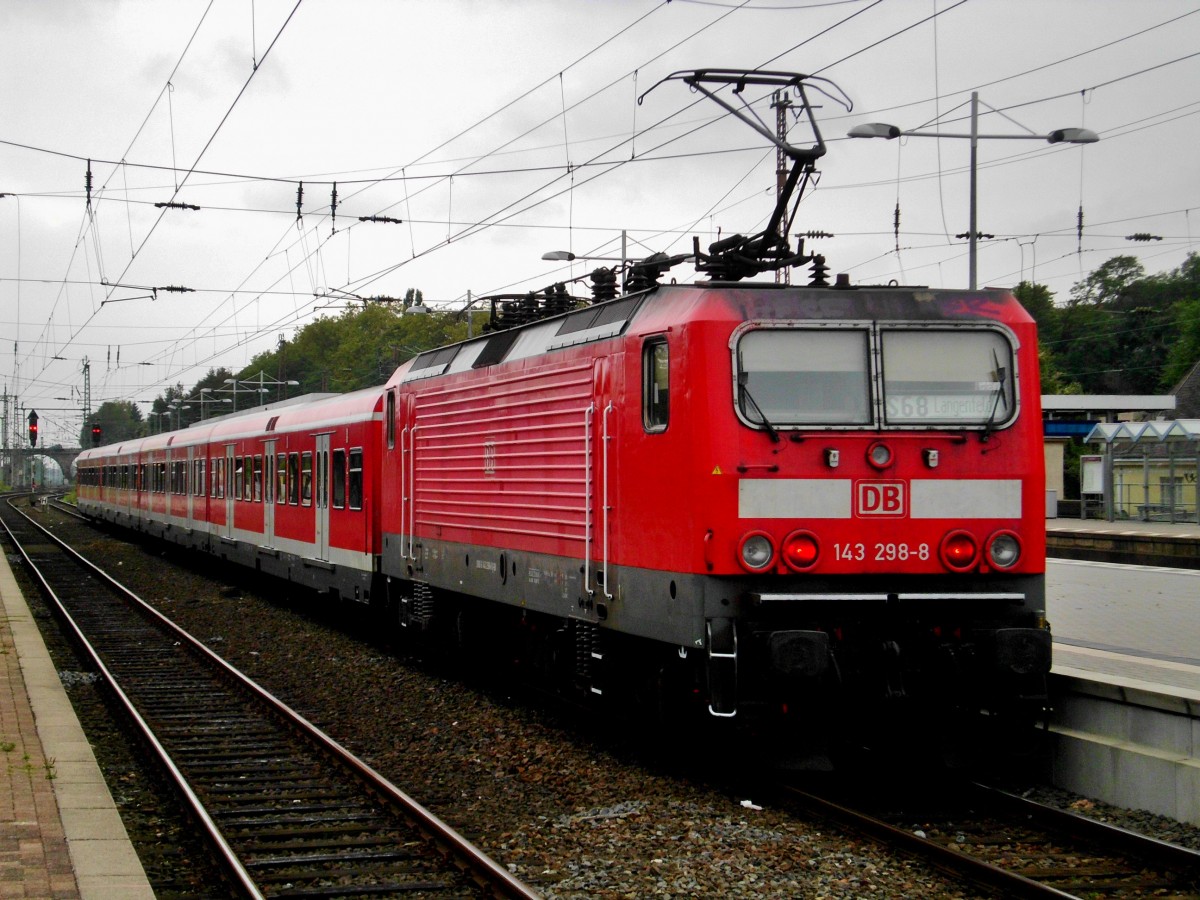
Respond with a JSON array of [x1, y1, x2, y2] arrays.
[[3, 0, 1198, 446]]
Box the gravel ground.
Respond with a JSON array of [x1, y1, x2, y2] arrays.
[[19, 507, 1200, 898]]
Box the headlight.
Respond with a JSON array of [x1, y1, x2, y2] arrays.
[[987, 531, 1021, 569], [866, 441, 893, 469], [739, 532, 775, 571]]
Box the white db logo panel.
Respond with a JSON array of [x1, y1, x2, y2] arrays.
[[856, 481, 906, 517]]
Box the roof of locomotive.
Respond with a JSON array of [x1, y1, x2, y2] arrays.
[[384, 281, 1032, 390]]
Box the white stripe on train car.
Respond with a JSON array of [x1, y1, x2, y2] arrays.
[[738, 478, 1022, 519], [909, 479, 1022, 519], [738, 479, 851, 519]]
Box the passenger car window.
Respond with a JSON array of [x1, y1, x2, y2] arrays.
[[277, 453, 287, 504], [349, 449, 363, 510], [288, 453, 300, 505], [301, 452, 313, 506], [332, 449, 346, 508]]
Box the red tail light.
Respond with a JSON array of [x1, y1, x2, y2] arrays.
[[940, 530, 978, 571], [782, 530, 820, 571]]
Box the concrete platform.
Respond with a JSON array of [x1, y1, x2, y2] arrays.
[[1045, 529, 1200, 826], [1048, 516, 1200, 568], [1048, 652, 1200, 827], [0, 548, 153, 899]]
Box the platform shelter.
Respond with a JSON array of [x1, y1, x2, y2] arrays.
[[1084, 419, 1200, 523]]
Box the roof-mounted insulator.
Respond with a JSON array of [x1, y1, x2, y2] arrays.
[[590, 268, 618, 303], [809, 254, 830, 287], [544, 283, 575, 317], [626, 252, 674, 293]]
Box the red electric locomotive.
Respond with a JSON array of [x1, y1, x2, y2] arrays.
[[375, 71, 1048, 748], [377, 277, 1048, 744], [75, 70, 1050, 754]]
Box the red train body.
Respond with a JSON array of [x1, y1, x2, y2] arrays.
[[78, 387, 383, 602], [75, 69, 1050, 751], [78, 280, 1049, 745]]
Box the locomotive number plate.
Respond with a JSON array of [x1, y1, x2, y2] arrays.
[[835, 542, 931, 562]]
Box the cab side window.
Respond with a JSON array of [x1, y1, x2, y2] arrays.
[[643, 338, 669, 433], [386, 391, 396, 449]]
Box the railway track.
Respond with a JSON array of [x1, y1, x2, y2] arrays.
[[45, 495, 88, 520], [780, 775, 1200, 898], [1, 497, 540, 900]]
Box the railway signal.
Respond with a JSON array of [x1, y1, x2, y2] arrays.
[[27, 410, 38, 446], [91, 423, 102, 445]]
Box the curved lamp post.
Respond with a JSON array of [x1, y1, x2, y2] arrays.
[[848, 92, 1098, 289]]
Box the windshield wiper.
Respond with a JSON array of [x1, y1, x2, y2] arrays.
[[982, 348, 1009, 442], [738, 372, 782, 443]]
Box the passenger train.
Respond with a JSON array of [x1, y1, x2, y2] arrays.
[[75, 70, 1050, 754]]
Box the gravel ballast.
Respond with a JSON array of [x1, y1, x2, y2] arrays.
[[19, 508, 1200, 898]]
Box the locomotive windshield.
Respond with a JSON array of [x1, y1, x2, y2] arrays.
[[880, 329, 1012, 425], [734, 324, 1016, 429], [737, 329, 871, 425]]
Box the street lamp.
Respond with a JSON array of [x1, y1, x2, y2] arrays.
[[543, 236, 630, 290], [167, 401, 191, 430], [848, 92, 1098, 289], [193, 388, 233, 420], [541, 251, 625, 262], [220, 379, 268, 411]]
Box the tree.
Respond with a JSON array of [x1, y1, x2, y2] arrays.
[[1042, 255, 1197, 394], [1068, 255, 1145, 307], [80, 400, 144, 445], [1160, 253, 1200, 389], [1014, 281, 1056, 334], [237, 295, 467, 396], [1038, 346, 1081, 395]]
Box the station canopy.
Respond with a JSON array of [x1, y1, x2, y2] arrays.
[[1085, 419, 1200, 445]]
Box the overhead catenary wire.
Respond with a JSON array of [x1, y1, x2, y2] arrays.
[[11, 3, 1200, 437], [75, 0, 732, 408], [17, 1, 306, 395]]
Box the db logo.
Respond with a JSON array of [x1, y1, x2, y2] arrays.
[[856, 481, 907, 517]]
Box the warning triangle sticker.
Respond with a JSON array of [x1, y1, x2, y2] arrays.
[[712, 466, 723, 475]]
